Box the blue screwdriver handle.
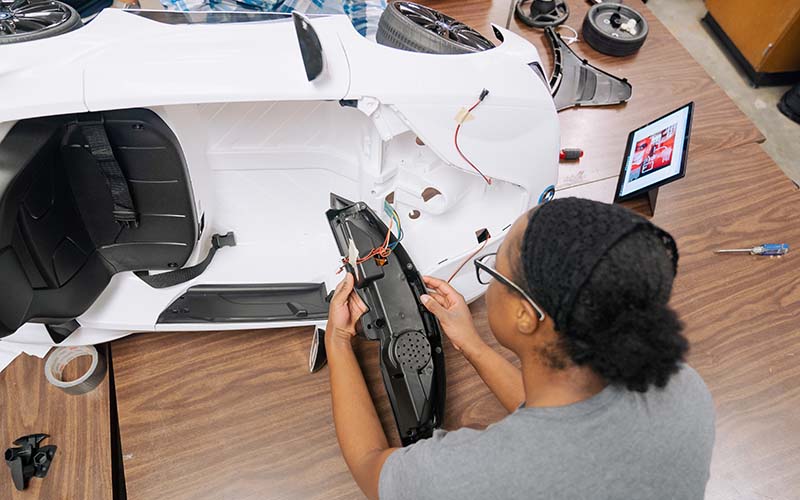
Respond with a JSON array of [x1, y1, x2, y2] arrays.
[[754, 244, 790, 256]]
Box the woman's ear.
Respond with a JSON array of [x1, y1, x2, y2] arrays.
[[515, 298, 541, 336]]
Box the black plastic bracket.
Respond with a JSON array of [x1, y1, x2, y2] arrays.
[[45, 319, 81, 344], [4, 434, 57, 491], [292, 12, 324, 81]]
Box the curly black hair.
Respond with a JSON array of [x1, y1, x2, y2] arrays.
[[519, 198, 688, 392]]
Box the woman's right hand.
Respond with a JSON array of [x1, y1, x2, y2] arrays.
[[421, 276, 485, 354]]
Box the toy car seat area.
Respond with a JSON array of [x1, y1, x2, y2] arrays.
[[0, 109, 197, 341]]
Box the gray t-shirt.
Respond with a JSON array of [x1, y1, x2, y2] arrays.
[[380, 365, 714, 500]]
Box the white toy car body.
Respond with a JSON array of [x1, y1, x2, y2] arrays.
[[0, 8, 558, 348]]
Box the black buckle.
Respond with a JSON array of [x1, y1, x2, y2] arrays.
[[212, 232, 237, 249]]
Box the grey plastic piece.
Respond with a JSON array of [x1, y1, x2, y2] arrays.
[[157, 283, 329, 323], [545, 27, 632, 111]]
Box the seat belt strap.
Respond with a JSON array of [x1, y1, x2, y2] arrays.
[[80, 119, 139, 228], [136, 232, 236, 289]]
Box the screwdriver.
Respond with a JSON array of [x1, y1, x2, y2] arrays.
[[715, 243, 789, 256]]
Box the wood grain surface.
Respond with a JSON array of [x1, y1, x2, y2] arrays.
[[0, 348, 113, 500], [651, 143, 800, 500], [111, 321, 515, 500], [107, 2, 798, 500]]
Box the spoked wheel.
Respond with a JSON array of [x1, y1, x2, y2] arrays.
[[377, 1, 495, 54], [582, 3, 648, 57], [0, 0, 82, 45]]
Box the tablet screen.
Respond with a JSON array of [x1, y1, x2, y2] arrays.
[[615, 103, 693, 201]]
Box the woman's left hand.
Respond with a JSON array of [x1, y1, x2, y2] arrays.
[[326, 273, 368, 350]]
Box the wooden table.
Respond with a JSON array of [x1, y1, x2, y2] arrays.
[[112, 2, 800, 500], [3, 1, 798, 499], [0, 349, 113, 500]]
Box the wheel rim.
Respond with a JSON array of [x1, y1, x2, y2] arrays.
[[0, 0, 72, 38], [394, 2, 494, 51]]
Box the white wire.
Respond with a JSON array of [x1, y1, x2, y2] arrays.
[[556, 24, 579, 44]]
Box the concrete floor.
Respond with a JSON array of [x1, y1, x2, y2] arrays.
[[647, 0, 800, 185]]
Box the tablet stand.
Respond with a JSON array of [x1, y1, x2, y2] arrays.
[[620, 187, 659, 218]]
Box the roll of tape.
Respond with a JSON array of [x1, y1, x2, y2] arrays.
[[44, 346, 107, 395]]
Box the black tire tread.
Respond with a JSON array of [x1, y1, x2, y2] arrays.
[[0, 1, 82, 45], [581, 4, 647, 57], [376, 2, 486, 55]]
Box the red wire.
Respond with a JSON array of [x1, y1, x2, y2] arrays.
[[454, 99, 492, 186], [447, 238, 489, 284], [337, 217, 395, 273]]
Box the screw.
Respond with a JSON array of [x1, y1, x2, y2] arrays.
[[406, 263, 414, 270]]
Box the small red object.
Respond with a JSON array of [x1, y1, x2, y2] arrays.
[[560, 148, 584, 161]]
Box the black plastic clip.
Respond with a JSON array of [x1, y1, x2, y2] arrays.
[[212, 231, 237, 249], [114, 209, 139, 228], [5, 434, 57, 491]]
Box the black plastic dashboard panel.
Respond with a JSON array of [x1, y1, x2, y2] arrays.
[[326, 194, 445, 446]]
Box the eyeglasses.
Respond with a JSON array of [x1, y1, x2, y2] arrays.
[[474, 253, 546, 321]]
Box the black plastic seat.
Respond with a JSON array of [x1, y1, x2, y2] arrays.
[[0, 109, 197, 339]]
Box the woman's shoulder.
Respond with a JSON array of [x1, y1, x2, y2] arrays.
[[635, 363, 715, 426]]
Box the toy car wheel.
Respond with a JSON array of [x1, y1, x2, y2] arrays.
[[582, 3, 647, 57], [0, 0, 82, 45], [377, 1, 495, 54]]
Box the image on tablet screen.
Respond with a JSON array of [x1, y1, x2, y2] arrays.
[[629, 124, 676, 181]]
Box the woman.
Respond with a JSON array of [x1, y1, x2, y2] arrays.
[[325, 197, 715, 500]]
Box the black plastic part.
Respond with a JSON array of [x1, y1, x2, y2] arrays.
[[703, 13, 800, 88], [292, 12, 324, 81], [515, 0, 569, 28], [62, 108, 197, 272], [5, 434, 56, 491], [45, 319, 81, 344], [157, 283, 329, 323], [0, 109, 196, 338], [326, 194, 445, 446], [545, 27, 632, 111], [778, 84, 800, 124], [309, 327, 328, 373]]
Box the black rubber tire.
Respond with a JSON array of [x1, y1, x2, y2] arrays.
[[582, 3, 648, 57], [0, 1, 82, 45], [376, 1, 494, 54]]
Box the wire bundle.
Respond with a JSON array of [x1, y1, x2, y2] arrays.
[[338, 201, 404, 272]]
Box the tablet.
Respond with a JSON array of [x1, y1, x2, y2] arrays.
[[614, 102, 694, 202]]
